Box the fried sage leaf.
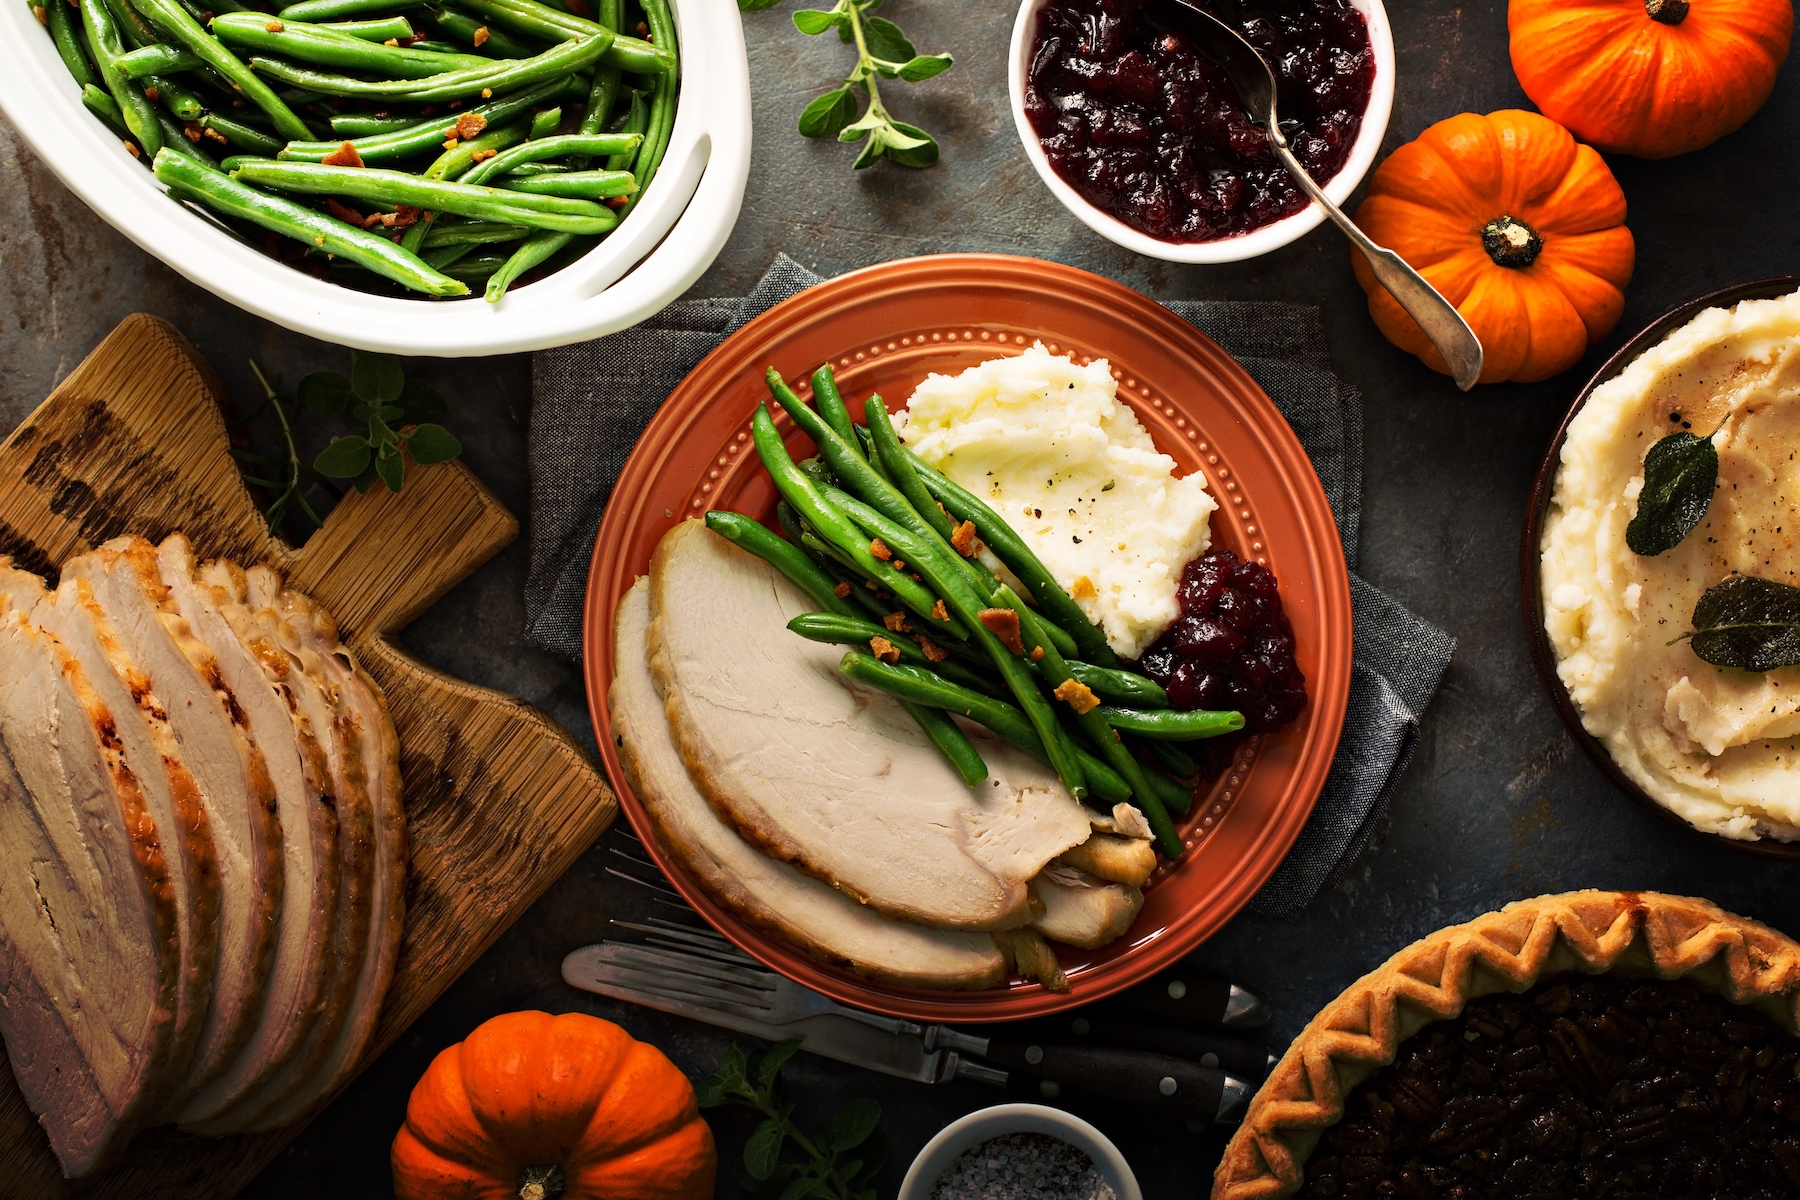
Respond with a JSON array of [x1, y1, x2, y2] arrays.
[[1687, 575, 1800, 672], [1625, 429, 1718, 556]]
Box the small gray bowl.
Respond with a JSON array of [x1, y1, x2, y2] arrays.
[[898, 1103, 1141, 1200]]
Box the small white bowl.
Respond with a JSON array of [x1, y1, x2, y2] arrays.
[[898, 1103, 1142, 1200], [1008, 0, 1395, 264], [0, 0, 751, 355]]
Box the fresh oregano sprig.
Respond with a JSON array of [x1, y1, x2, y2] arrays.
[[739, 0, 952, 169], [698, 1040, 886, 1199], [301, 352, 464, 494], [231, 360, 339, 537]]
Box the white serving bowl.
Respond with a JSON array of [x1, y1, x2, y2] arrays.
[[0, 0, 750, 355], [898, 1104, 1142, 1200], [1008, 0, 1394, 264]]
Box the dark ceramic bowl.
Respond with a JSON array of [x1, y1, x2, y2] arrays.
[[1522, 277, 1800, 861]]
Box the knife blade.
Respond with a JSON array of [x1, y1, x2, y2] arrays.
[[994, 1012, 1277, 1080]]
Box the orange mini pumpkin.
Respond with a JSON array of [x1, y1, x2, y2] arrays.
[[1351, 110, 1635, 385], [1509, 0, 1792, 159], [391, 1011, 716, 1200]]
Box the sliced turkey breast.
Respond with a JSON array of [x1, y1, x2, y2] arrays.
[[25, 571, 222, 1109], [646, 521, 1091, 931], [1030, 868, 1144, 950], [61, 538, 288, 1118], [0, 589, 179, 1177], [613, 580, 1003, 990], [232, 562, 398, 1133]]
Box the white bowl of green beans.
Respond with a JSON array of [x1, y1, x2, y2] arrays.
[[0, 0, 749, 355]]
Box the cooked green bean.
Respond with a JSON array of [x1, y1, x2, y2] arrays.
[[399, 208, 436, 253], [424, 118, 528, 179], [450, 0, 671, 72], [278, 0, 412, 20], [248, 24, 608, 99], [129, 0, 314, 140], [483, 229, 566, 300], [233, 159, 619, 232], [46, 0, 98, 89], [457, 131, 639, 184], [905, 702, 989, 787], [428, 4, 546, 57], [785, 613, 1003, 698], [1143, 767, 1192, 815], [528, 104, 561, 137], [144, 72, 204, 121], [204, 111, 284, 156], [499, 169, 635, 199], [328, 112, 429, 137], [278, 78, 565, 162], [327, 15, 416, 39], [81, 0, 161, 156], [705, 511, 860, 619], [114, 42, 203, 78], [155, 109, 214, 164], [154, 150, 469, 294], [102, 0, 160, 51], [809, 363, 862, 455], [81, 84, 128, 136], [1063, 662, 1167, 708], [218, 153, 275, 171], [420, 219, 529, 247], [1143, 738, 1199, 779], [421, 242, 477, 270], [603, 87, 646, 172], [214, 13, 490, 77], [1093, 706, 1244, 741]]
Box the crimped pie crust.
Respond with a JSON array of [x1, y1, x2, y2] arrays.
[[1213, 890, 1800, 1198]]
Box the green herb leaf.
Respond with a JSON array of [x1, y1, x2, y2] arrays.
[[743, 1119, 785, 1181], [314, 435, 372, 479], [298, 370, 352, 415], [778, 1176, 822, 1200], [882, 120, 938, 167], [735, 1159, 781, 1194], [862, 14, 913, 60], [352, 352, 405, 405], [737, 0, 786, 10], [375, 445, 405, 492], [397, 376, 446, 423], [791, 7, 839, 34], [1625, 429, 1718, 556], [897, 52, 952, 81], [757, 1039, 803, 1089], [694, 1076, 726, 1108], [831, 1098, 880, 1151], [1686, 575, 1800, 672], [798, 86, 859, 139], [854, 1124, 887, 1182], [406, 423, 463, 465], [720, 1042, 749, 1087]]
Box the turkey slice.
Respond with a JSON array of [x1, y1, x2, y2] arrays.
[[1030, 870, 1144, 950], [0, 587, 179, 1177], [61, 538, 295, 1122], [647, 521, 1091, 931], [613, 579, 1004, 990], [24, 571, 223, 1112]]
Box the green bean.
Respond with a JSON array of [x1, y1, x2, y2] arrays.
[[457, 131, 637, 183], [399, 209, 435, 253], [1094, 707, 1243, 741], [618, 0, 673, 214], [704, 511, 860, 619], [155, 108, 214, 164], [905, 448, 1123, 669], [233, 159, 619, 232], [280, 78, 566, 162], [424, 117, 528, 179], [499, 168, 634, 198], [328, 112, 428, 136], [528, 104, 561, 137], [278, 0, 411, 19], [450, 0, 670, 72], [602, 86, 645, 172], [214, 13, 490, 77], [1067, 663, 1166, 708], [204, 111, 283, 155], [248, 23, 609, 99], [218, 152, 275, 171], [781, 500, 901, 626], [1143, 738, 1198, 780], [751, 405, 960, 637], [905, 702, 988, 787], [130, 0, 314, 140], [482, 228, 565, 300], [806, 363, 861, 454], [785, 613, 1003, 698], [153, 150, 470, 295], [420, 219, 528, 246], [839, 653, 1131, 804], [81, 0, 161, 156], [143, 72, 203, 120], [114, 42, 203, 77], [81, 84, 128, 135], [428, 4, 546, 57], [421, 242, 476, 270], [436, 248, 512, 281], [1143, 767, 1192, 816], [103, 0, 159, 50], [45, 0, 99, 89], [327, 14, 415, 39], [408, 36, 464, 52]]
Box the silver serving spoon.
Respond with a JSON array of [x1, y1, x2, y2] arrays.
[[1156, 0, 1484, 391]]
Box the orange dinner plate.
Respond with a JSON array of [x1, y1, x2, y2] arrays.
[[582, 254, 1352, 1020]]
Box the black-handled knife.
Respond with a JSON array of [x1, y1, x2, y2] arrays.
[[961, 1035, 1252, 1124], [1006, 1011, 1276, 1080], [1100, 964, 1269, 1030]]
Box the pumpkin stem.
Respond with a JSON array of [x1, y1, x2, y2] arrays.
[[1645, 0, 1688, 24], [1481, 215, 1543, 269], [517, 1165, 566, 1200]]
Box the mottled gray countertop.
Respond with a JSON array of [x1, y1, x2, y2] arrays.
[[3, 0, 1799, 1196]]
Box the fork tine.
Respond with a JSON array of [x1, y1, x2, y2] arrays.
[[584, 962, 781, 1013], [603, 866, 685, 899], [616, 920, 756, 964], [610, 845, 660, 870], [598, 944, 777, 997]]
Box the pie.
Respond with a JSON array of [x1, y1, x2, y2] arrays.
[[1213, 891, 1800, 1198]]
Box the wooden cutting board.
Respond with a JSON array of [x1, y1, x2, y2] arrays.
[[0, 314, 618, 1198]]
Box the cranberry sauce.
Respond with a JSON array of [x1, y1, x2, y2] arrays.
[[1024, 0, 1374, 243], [1138, 549, 1307, 774]]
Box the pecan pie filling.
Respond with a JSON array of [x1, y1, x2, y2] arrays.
[[1303, 974, 1800, 1198]]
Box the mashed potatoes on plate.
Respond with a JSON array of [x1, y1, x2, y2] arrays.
[[1541, 293, 1800, 839], [896, 344, 1216, 660]]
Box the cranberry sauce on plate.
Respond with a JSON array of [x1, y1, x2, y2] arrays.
[[1024, 0, 1374, 243]]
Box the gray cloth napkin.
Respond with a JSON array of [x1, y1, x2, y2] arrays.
[[528, 254, 1454, 916]]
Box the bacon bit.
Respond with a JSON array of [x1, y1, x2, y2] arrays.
[[455, 112, 488, 139], [1071, 575, 1097, 600], [421, 105, 439, 116], [480, 87, 492, 98], [916, 636, 949, 663], [869, 636, 900, 665], [264, 18, 283, 30], [447, 99, 463, 110], [313, 235, 326, 246], [324, 198, 365, 225], [864, 580, 879, 591], [182, 121, 203, 143], [442, 138, 459, 150], [978, 608, 1024, 654], [1030, 646, 1045, 662], [471, 148, 497, 162], [564, 0, 592, 15], [360, 211, 387, 229], [321, 141, 365, 168], [144, 85, 160, 102], [30, 5, 44, 25], [892, 560, 905, 572], [832, 580, 852, 599], [636, 19, 647, 34], [1053, 678, 1101, 714], [883, 612, 911, 634], [869, 538, 892, 561], [951, 520, 977, 556], [931, 599, 948, 621], [605, 195, 629, 209], [389, 205, 422, 227], [123, 139, 140, 158], [473, 23, 489, 44], [382, 36, 398, 45], [203, 126, 230, 145]]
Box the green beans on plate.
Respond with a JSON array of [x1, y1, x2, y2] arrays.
[[34, 0, 679, 303]]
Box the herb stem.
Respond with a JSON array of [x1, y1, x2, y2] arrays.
[[840, 0, 888, 126]]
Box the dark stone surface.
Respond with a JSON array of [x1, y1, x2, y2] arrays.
[[2, 0, 1799, 1195]]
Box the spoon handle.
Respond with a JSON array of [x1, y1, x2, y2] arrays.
[[1269, 139, 1485, 391]]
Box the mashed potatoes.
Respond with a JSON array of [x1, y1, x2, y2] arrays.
[[896, 344, 1216, 660], [1541, 293, 1800, 839]]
